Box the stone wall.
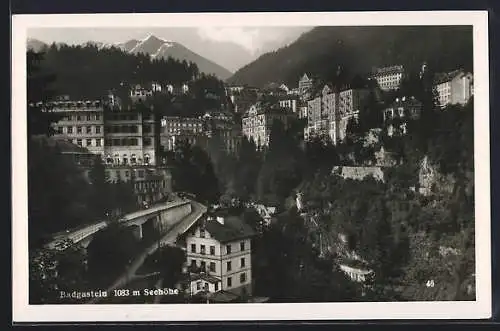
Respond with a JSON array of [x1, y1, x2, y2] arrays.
[[332, 166, 385, 182], [158, 202, 192, 230]]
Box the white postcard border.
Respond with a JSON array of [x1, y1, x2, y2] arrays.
[[12, 11, 491, 322]]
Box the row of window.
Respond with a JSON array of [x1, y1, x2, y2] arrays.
[[105, 125, 140, 133], [104, 137, 153, 146], [191, 261, 247, 288], [104, 154, 151, 165], [190, 241, 246, 255], [60, 114, 102, 122], [74, 138, 102, 148], [190, 257, 246, 273], [56, 125, 102, 135]]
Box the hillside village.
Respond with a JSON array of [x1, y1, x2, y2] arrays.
[[27, 28, 475, 304]]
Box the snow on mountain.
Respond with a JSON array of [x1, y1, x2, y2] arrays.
[[127, 34, 233, 79], [26, 34, 233, 80]]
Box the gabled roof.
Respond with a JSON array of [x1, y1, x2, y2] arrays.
[[203, 215, 256, 243], [300, 73, 311, 82]]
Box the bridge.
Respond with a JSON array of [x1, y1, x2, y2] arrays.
[[87, 200, 208, 303], [46, 198, 198, 250]]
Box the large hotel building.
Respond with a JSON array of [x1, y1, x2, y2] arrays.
[[371, 65, 405, 91], [241, 102, 297, 148], [45, 92, 171, 205], [305, 85, 370, 144]]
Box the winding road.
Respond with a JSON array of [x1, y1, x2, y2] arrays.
[[88, 200, 207, 303]]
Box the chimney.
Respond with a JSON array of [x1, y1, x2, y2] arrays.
[[216, 216, 225, 225]]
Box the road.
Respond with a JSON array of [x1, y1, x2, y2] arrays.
[[47, 197, 187, 249], [88, 200, 207, 303]]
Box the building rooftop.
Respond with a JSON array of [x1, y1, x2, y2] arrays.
[[434, 69, 471, 85], [39, 136, 93, 154], [372, 65, 405, 75], [203, 214, 256, 243]]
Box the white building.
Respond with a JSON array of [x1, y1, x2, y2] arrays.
[[434, 70, 473, 108], [279, 98, 298, 113], [371, 65, 405, 91], [184, 212, 256, 298], [242, 102, 297, 148], [339, 264, 374, 283], [383, 96, 423, 137]]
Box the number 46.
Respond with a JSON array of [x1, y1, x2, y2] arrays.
[[426, 280, 435, 287]]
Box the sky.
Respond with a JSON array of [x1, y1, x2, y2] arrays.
[[28, 27, 312, 72]]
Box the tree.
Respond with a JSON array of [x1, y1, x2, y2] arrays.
[[28, 137, 95, 248], [86, 222, 141, 286], [154, 245, 187, 288], [170, 140, 221, 203], [29, 239, 88, 304], [27, 51, 60, 136]]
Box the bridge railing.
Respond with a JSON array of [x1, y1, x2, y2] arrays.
[[47, 199, 192, 249]]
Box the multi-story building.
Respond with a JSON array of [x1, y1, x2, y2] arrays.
[[383, 96, 423, 137], [104, 165, 172, 204], [304, 92, 328, 141], [434, 69, 473, 108], [184, 211, 256, 299], [160, 116, 206, 151], [48, 93, 160, 167], [298, 73, 313, 100], [202, 112, 242, 155], [298, 101, 308, 119], [129, 84, 153, 103], [371, 65, 405, 91], [304, 85, 369, 144], [49, 100, 106, 155], [278, 97, 298, 114], [103, 105, 158, 166], [242, 102, 297, 148], [336, 88, 370, 142]]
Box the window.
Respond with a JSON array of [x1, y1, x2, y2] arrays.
[[210, 246, 215, 255], [240, 257, 245, 268], [200, 261, 206, 271], [76, 139, 82, 146], [144, 138, 152, 146], [199, 229, 205, 238], [209, 262, 216, 272], [240, 273, 246, 284], [138, 170, 144, 178], [227, 277, 232, 288], [215, 283, 219, 291], [96, 139, 101, 147], [76, 115, 81, 121], [200, 245, 206, 255], [196, 281, 201, 290], [86, 139, 92, 147], [191, 244, 196, 253], [226, 244, 232, 254], [226, 261, 232, 271], [77, 126, 82, 134], [240, 242, 245, 251], [125, 171, 129, 177]]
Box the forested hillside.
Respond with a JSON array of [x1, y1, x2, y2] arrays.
[[227, 26, 473, 87], [32, 43, 201, 100]]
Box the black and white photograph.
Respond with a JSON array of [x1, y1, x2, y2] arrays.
[[12, 11, 491, 322]]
